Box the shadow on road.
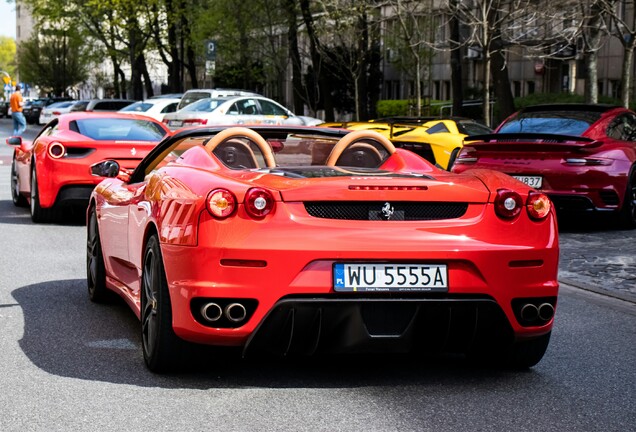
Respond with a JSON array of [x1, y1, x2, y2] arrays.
[[12, 279, 547, 389], [0, 199, 86, 226]]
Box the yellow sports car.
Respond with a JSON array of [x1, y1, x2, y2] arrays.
[[322, 117, 492, 170]]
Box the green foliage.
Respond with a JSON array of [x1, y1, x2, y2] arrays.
[[17, 28, 90, 95], [514, 92, 622, 108], [376, 99, 447, 117], [0, 36, 17, 78]]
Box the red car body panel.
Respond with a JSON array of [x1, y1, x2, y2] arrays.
[[452, 105, 636, 215], [89, 126, 559, 367], [9, 112, 170, 210]]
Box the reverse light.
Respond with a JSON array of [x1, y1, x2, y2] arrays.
[[48, 142, 66, 159], [526, 192, 552, 220], [206, 189, 236, 219], [564, 158, 612, 166], [245, 187, 275, 219], [495, 189, 523, 219]]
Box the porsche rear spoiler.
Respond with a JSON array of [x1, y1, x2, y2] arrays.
[[463, 133, 602, 151]]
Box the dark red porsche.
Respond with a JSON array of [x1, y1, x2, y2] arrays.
[[451, 104, 636, 228]]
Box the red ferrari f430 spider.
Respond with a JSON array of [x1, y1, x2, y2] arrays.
[[87, 125, 559, 372], [7, 112, 170, 222]]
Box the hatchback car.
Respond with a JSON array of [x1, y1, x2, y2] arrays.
[[118, 98, 181, 122]]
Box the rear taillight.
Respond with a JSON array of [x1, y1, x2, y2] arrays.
[[454, 149, 478, 164], [48, 142, 66, 159], [52, 111, 61, 115], [244, 187, 275, 219], [563, 158, 612, 166], [183, 119, 208, 126], [526, 192, 551, 220], [206, 189, 236, 219], [494, 189, 523, 219]]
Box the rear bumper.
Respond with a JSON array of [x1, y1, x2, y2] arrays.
[[453, 160, 631, 212], [159, 206, 560, 351]]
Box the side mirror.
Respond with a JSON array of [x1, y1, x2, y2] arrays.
[[6, 136, 22, 146], [91, 160, 120, 178]]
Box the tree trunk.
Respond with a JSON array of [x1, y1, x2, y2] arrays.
[[299, 0, 334, 121], [285, 0, 305, 114], [490, 42, 515, 124], [621, 42, 635, 108], [449, 3, 464, 117]]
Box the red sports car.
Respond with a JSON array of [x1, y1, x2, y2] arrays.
[[7, 112, 170, 222], [452, 104, 636, 228], [87, 125, 559, 373]]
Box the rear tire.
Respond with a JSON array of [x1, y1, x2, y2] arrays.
[[141, 234, 185, 373], [618, 167, 636, 229], [86, 206, 110, 302], [30, 167, 58, 223], [11, 158, 28, 207]]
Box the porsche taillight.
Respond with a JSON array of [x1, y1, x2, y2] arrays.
[[48, 142, 66, 159], [244, 187, 275, 219], [526, 192, 552, 220], [494, 189, 523, 219], [206, 189, 237, 219], [454, 148, 478, 164]]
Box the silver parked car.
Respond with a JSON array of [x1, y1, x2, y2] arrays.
[[163, 95, 323, 130]]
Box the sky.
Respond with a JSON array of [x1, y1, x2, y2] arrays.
[[1, 1, 16, 39]]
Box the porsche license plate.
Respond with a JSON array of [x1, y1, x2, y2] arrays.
[[333, 263, 448, 292], [512, 175, 543, 188]]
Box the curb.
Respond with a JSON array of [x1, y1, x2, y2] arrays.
[[559, 277, 636, 305]]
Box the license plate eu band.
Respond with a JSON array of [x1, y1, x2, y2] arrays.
[[333, 263, 448, 292]]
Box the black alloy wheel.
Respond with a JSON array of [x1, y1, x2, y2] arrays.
[[11, 158, 28, 207], [619, 167, 636, 229], [30, 168, 57, 223], [141, 234, 184, 372], [87, 207, 109, 302]]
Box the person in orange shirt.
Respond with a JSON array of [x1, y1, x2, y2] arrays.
[[10, 84, 26, 136]]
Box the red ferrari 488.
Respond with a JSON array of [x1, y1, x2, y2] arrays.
[[87, 125, 559, 372], [8, 112, 170, 222]]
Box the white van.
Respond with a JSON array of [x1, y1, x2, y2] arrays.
[[177, 89, 260, 110]]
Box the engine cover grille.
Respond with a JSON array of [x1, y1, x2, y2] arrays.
[[304, 201, 468, 221]]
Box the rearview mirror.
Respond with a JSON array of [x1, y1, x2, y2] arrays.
[[91, 160, 120, 178]]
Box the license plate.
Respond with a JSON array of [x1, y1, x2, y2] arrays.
[[333, 263, 448, 292], [169, 120, 183, 127], [512, 175, 543, 188]]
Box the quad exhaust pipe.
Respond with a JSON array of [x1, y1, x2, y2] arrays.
[[201, 302, 223, 322], [225, 303, 247, 323], [519, 302, 555, 324], [200, 301, 248, 324]]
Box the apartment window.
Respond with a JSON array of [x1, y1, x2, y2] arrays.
[[513, 81, 522, 97], [611, 80, 622, 99], [598, 81, 605, 96], [527, 81, 535, 94]]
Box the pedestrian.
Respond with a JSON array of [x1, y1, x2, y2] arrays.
[[10, 84, 26, 136]]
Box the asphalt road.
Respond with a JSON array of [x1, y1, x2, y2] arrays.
[[0, 119, 634, 431]]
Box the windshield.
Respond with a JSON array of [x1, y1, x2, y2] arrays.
[[498, 111, 603, 136], [120, 102, 152, 113], [178, 92, 214, 109], [73, 118, 167, 141], [180, 98, 225, 113]]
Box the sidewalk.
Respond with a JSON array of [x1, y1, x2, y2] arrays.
[[559, 225, 636, 304]]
